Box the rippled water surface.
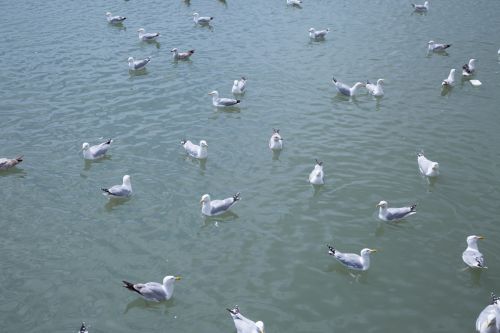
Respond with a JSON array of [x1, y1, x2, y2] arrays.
[[1, 0, 500, 332]]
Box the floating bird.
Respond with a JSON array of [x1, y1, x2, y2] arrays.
[[366, 79, 384, 97], [463, 235, 486, 269], [309, 159, 324, 185], [81, 139, 112, 160], [411, 1, 429, 12], [128, 56, 151, 70], [200, 193, 240, 216], [102, 175, 132, 198], [232, 77, 247, 95], [327, 244, 377, 271], [193, 12, 213, 25], [227, 306, 265, 333], [79, 322, 88, 333], [442, 69, 456, 86], [417, 152, 439, 177], [287, 0, 302, 6], [332, 77, 365, 96], [462, 58, 477, 77], [106, 12, 126, 24], [171, 48, 195, 60], [0, 156, 23, 170], [376, 201, 416, 221], [269, 129, 283, 151], [137, 28, 160, 41], [122, 275, 181, 302], [428, 40, 451, 52], [309, 28, 329, 40], [181, 139, 208, 159], [476, 293, 500, 333], [208, 91, 240, 107]]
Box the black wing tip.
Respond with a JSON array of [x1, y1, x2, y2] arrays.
[[181, 139, 187, 145], [332, 76, 337, 83], [315, 159, 323, 166], [16, 155, 24, 162], [233, 192, 241, 201], [410, 204, 417, 211], [445, 44, 451, 48], [102, 188, 111, 194], [105, 138, 113, 145], [327, 244, 335, 254]]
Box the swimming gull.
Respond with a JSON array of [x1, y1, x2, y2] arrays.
[[412, 1, 429, 12], [106, 12, 126, 24], [193, 12, 213, 25], [366, 79, 384, 96], [463, 235, 486, 269], [462, 58, 477, 77], [309, 28, 329, 40], [227, 306, 265, 333], [79, 322, 88, 333], [232, 77, 247, 95], [287, 0, 302, 6], [376, 200, 416, 221], [269, 129, 283, 151], [208, 91, 240, 107], [171, 48, 195, 60], [327, 244, 377, 271], [122, 275, 181, 302], [332, 77, 365, 96], [0, 155, 23, 170], [82, 139, 112, 160], [102, 175, 132, 198], [476, 293, 500, 333], [200, 192, 240, 216], [137, 28, 160, 41], [181, 139, 208, 159], [128, 56, 151, 70], [442, 69, 456, 86], [309, 159, 324, 185], [417, 152, 439, 177], [428, 40, 451, 52]]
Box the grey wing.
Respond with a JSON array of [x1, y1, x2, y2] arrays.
[[143, 33, 159, 40], [463, 249, 484, 267], [417, 156, 431, 173], [137, 282, 166, 301], [134, 58, 150, 69], [335, 252, 363, 270], [210, 197, 236, 215], [386, 207, 414, 220], [0, 159, 9, 169], [218, 98, 239, 106], [316, 30, 328, 37], [107, 184, 130, 196], [183, 141, 200, 157], [336, 83, 351, 96], [476, 305, 496, 332], [89, 142, 110, 158]]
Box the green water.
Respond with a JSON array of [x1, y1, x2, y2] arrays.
[[1, 0, 500, 332]]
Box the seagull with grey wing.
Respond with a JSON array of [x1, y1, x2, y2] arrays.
[[137, 28, 160, 41], [309, 27, 329, 40], [208, 90, 240, 107], [376, 200, 416, 221], [227, 306, 265, 333], [412, 1, 429, 12], [200, 192, 240, 216], [128, 56, 151, 70], [102, 175, 132, 198], [0, 155, 23, 170], [106, 12, 126, 24], [181, 139, 208, 159], [476, 293, 500, 333], [122, 275, 181, 302], [327, 244, 377, 271], [332, 77, 365, 96], [428, 40, 451, 52], [463, 235, 486, 269], [81, 139, 112, 160], [171, 48, 195, 60], [417, 152, 439, 177]]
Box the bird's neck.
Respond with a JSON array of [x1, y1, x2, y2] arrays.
[[360, 253, 371, 270], [351, 84, 362, 94], [466, 240, 478, 251], [163, 281, 174, 299], [201, 201, 211, 214]]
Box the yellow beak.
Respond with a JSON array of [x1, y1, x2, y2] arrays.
[[478, 236, 485, 240], [175, 276, 182, 281], [370, 249, 378, 253]]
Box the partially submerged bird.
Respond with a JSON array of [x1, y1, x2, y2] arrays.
[[287, 0, 302, 6], [463, 235, 486, 269], [232, 77, 247, 95], [268, 129, 283, 151], [412, 1, 429, 12], [417, 152, 439, 177], [442, 69, 456, 86], [327, 244, 377, 271], [122, 275, 181, 302], [200, 193, 240, 216], [0, 156, 23, 170], [332, 77, 365, 96], [428, 40, 451, 52], [208, 90, 240, 107], [128, 56, 151, 70], [106, 12, 126, 24], [309, 27, 329, 40], [181, 139, 208, 159], [376, 200, 417, 221], [476, 293, 500, 333], [462, 58, 477, 77], [193, 12, 213, 25], [366, 79, 384, 97], [171, 48, 195, 60], [79, 322, 89, 333], [227, 306, 265, 333], [82, 139, 112, 160], [102, 175, 132, 198], [137, 28, 160, 41], [308, 159, 324, 185]]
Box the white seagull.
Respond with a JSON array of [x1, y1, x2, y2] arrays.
[[366, 79, 384, 96], [102, 175, 132, 198], [332, 77, 365, 96], [137, 28, 160, 41], [227, 306, 265, 333], [269, 129, 283, 151], [309, 28, 329, 40], [82, 139, 112, 160], [463, 235, 486, 269], [79, 322, 89, 333], [308, 159, 324, 185], [411, 1, 429, 12], [128, 56, 151, 70], [287, 0, 302, 6], [0, 155, 23, 170], [376, 200, 416, 221], [106, 12, 126, 24], [193, 12, 213, 25], [181, 139, 208, 159], [442, 69, 456, 86], [232, 77, 247, 95], [200, 193, 240, 216], [327, 244, 377, 271], [171, 48, 195, 60], [122, 275, 181, 302], [476, 293, 500, 333], [462, 58, 477, 77], [417, 152, 439, 177], [428, 40, 451, 52], [208, 90, 240, 107]]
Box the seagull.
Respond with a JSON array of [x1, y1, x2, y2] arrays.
[[269, 129, 283, 151], [181, 139, 208, 159], [309, 28, 329, 40], [128, 56, 151, 70], [105, 12, 126, 24], [327, 244, 377, 271], [417, 152, 439, 177], [287, 0, 302, 6], [232, 77, 247, 95], [428, 41, 451, 52], [200, 193, 240, 216], [462, 58, 477, 77], [376, 201, 417, 221], [227, 306, 265, 333], [0, 156, 23, 170], [309, 159, 324, 185], [208, 91, 240, 107], [79, 322, 89, 333], [137, 28, 160, 41], [81, 139, 112, 160], [193, 12, 213, 25], [102, 175, 132, 198], [476, 293, 500, 333], [442, 69, 456, 86], [366, 79, 384, 97], [463, 235, 486, 269], [171, 48, 195, 60], [332, 77, 365, 96], [122, 275, 181, 302], [411, 1, 429, 12]]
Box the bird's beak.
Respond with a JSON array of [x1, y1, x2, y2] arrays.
[[175, 276, 182, 281], [375, 204, 380, 207], [370, 249, 378, 253], [200, 199, 203, 204], [478, 236, 485, 240]]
